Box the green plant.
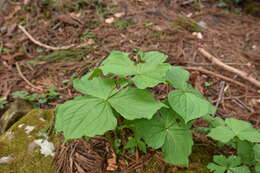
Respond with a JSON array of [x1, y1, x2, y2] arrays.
[[12, 86, 59, 106], [205, 116, 260, 172], [114, 20, 131, 29], [207, 155, 251, 173], [124, 136, 147, 153], [0, 98, 7, 109], [207, 118, 260, 144], [55, 50, 217, 165], [143, 21, 153, 27]]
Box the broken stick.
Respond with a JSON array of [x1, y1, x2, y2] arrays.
[[198, 48, 260, 88]]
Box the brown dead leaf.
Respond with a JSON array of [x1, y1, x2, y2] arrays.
[[106, 153, 118, 171]]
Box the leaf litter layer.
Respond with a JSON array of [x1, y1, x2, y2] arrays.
[[0, 0, 260, 172]]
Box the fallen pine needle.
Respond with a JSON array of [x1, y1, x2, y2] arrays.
[[198, 48, 260, 88]]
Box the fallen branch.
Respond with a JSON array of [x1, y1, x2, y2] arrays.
[[18, 25, 76, 50], [198, 48, 260, 88], [184, 66, 249, 89], [15, 63, 43, 91]]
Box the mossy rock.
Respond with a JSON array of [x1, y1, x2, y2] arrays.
[[0, 109, 60, 173]]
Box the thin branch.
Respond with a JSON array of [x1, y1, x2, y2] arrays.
[[15, 62, 43, 91], [198, 48, 260, 88], [18, 25, 75, 50], [184, 66, 250, 90]]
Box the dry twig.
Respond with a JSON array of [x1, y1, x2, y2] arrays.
[[183, 66, 249, 90], [198, 48, 260, 88], [15, 63, 43, 91], [18, 25, 76, 50]]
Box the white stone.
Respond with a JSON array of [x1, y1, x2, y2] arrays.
[[34, 139, 55, 157], [197, 32, 203, 39], [0, 156, 12, 164], [25, 125, 35, 134], [105, 17, 115, 24], [114, 12, 124, 18]]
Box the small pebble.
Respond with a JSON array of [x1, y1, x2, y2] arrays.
[[34, 139, 55, 157], [105, 17, 115, 24], [197, 32, 203, 39], [25, 125, 35, 134], [0, 156, 12, 164], [114, 12, 124, 18]]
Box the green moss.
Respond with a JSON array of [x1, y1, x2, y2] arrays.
[[0, 109, 59, 173], [244, 1, 260, 16], [176, 16, 204, 33], [134, 143, 215, 173]]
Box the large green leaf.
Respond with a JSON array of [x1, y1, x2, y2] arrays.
[[100, 51, 171, 89], [100, 51, 136, 77], [254, 144, 260, 162], [168, 90, 215, 123], [130, 109, 193, 165], [166, 66, 190, 89], [208, 118, 260, 143], [237, 140, 254, 164], [132, 63, 171, 89], [140, 51, 168, 64], [109, 88, 164, 120], [73, 77, 117, 99], [55, 96, 117, 139], [225, 118, 260, 142]]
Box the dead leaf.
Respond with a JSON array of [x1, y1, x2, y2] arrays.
[[106, 153, 118, 171]]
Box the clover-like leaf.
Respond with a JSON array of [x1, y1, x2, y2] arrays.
[[166, 66, 190, 89], [207, 155, 251, 173], [208, 118, 260, 143], [168, 90, 215, 123], [100, 51, 171, 89], [56, 75, 164, 140], [130, 108, 193, 165]]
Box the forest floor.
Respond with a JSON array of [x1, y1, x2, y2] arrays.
[[0, 0, 260, 172]]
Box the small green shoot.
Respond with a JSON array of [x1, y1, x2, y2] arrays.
[[143, 21, 153, 27], [207, 155, 251, 173]]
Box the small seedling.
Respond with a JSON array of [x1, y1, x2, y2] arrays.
[[207, 155, 251, 173], [143, 21, 153, 27]]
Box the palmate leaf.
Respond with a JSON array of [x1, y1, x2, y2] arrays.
[[100, 50, 171, 89], [130, 108, 193, 165], [208, 118, 260, 143], [55, 76, 164, 140]]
